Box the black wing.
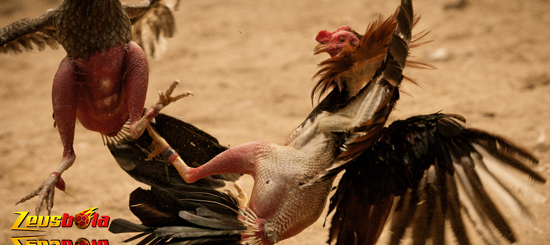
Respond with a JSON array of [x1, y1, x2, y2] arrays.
[[0, 9, 58, 54], [109, 185, 246, 245], [123, 0, 180, 59], [107, 113, 241, 189], [328, 113, 546, 245]]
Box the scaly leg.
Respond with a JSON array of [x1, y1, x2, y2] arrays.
[[123, 41, 192, 140], [145, 123, 192, 182], [17, 57, 78, 215], [130, 80, 193, 139]]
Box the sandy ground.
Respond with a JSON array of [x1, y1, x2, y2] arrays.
[[1, 0, 549, 244]]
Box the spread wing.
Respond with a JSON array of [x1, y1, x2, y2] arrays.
[[106, 113, 240, 189], [123, 0, 180, 60], [0, 0, 180, 57], [327, 113, 546, 245], [0, 9, 58, 54], [109, 185, 246, 245]]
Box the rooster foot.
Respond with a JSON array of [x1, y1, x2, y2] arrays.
[[16, 173, 61, 215], [228, 182, 249, 208], [156, 79, 194, 109], [131, 79, 193, 139]]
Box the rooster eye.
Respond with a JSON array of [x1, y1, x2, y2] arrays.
[[338, 37, 346, 43]]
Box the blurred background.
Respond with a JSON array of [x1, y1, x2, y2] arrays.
[[1, 0, 549, 244]]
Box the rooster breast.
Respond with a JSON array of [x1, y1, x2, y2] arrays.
[[249, 138, 338, 244]]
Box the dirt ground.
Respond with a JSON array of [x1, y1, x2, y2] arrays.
[[1, 0, 549, 244]]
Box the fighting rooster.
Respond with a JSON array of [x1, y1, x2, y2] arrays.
[[0, 0, 186, 215], [110, 0, 546, 244]]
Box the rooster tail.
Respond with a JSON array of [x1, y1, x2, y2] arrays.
[[109, 186, 246, 245]]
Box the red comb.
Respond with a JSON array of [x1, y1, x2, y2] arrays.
[[315, 25, 353, 43], [315, 30, 331, 43], [336, 25, 352, 32]]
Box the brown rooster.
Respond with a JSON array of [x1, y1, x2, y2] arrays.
[[109, 0, 546, 244], [0, 0, 188, 215]]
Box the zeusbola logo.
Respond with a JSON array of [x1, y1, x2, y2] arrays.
[[11, 207, 110, 245]]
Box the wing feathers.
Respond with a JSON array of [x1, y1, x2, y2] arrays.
[[0, 12, 58, 54], [475, 145, 547, 204], [327, 112, 545, 244], [446, 172, 471, 245], [473, 156, 535, 224], [387, 191, 418, 244], [125, 0, 180, 59], [465, 129, 545, 182], [411, 182, 434, 244], [459, 157, 517, 242]]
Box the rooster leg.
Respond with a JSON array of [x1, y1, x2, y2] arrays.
[[145, 124, 170, 160], [130, 79, 193, 139], [16, 57, 78, 216], [145, 123, 192, 181]]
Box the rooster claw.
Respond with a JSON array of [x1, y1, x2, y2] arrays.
[[16, 174, 58, 216], [130, 79, 193, 139], [227, 182, 249, 208], [157, 79, 193, 109]]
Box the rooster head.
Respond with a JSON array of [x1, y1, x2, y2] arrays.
[[313, 25, 361, 57]]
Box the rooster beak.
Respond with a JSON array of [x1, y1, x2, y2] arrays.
[[313, 43, 329, 55]]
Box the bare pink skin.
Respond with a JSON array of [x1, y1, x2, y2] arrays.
[[57, 41, 148, 136], [53, 39, 148, 160], [18, 40, 149, 215], [184, 141, 335, 244], [183, 142, 275, 245], [314, 25, 360, 57]]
